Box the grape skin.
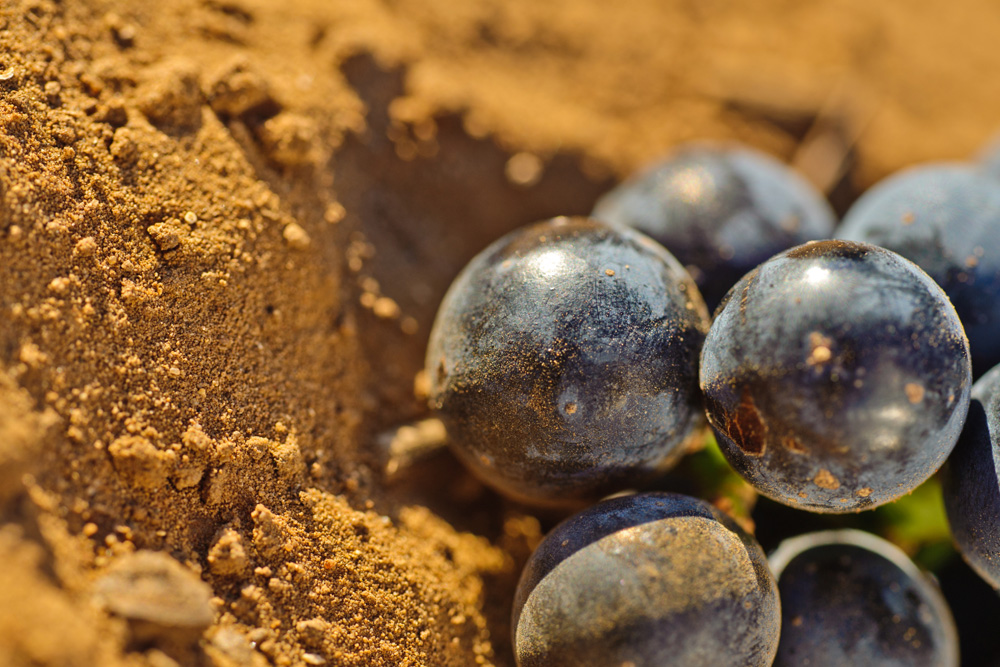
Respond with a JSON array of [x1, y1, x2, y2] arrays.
[[770, 530, 959, 666], [513, 493, 780, 667], [701, 240, 971, 512], [426, 217, 709, 504], [593, 143, 835, 311], [837, 164, 1000, 377], [941, 363, 1000, 589]]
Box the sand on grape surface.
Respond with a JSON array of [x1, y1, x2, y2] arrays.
[[2, 0, 999, 665]]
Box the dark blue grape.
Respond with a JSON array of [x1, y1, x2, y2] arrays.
[[770, 530, 959, 666], [837, 164, 1000, 377], [701, 240, 971, 512], [941, 363, 1000, 589], [426, 217, 709, 505], [593, 143, 836, 311], [512, 492, 780, 667]]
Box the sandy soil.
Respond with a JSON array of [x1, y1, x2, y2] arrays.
[[3, 0, 1000, 665]]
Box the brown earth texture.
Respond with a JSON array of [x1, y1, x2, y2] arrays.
[[3, 0, 1000, 665]]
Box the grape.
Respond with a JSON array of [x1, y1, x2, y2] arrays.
[[426, 217, 709, 505], [512, 492, 780, 667], [701, 240, 971, 512], [770, 530, 959, 666], [592, 143, 836, 311], [837, 164, 1000, 377], [941, 363, 1000, 589]]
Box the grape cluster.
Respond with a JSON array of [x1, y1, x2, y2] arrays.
[[425, 141, 1000, 665]]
